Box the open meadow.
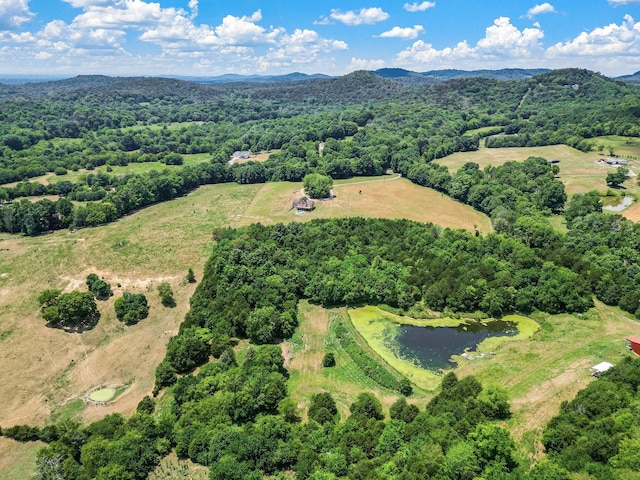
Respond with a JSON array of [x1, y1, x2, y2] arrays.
[[437, 142, 640, 200], [281, 302, 421, 421], [3, 153, 213, 187]]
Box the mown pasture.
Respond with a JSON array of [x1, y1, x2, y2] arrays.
[[281, 300, 640, 462], [437, 141, 640, 198]]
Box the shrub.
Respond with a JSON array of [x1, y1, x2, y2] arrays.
[[86, 273, 113, 300], [186, 268, 196, 283], [322, 352, 336, 367], [114, 292, 149, 325], [157, 282, 176, 307]]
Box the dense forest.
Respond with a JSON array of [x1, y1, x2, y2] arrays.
[[2, 69, 640, 479]]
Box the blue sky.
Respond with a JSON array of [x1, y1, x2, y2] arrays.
[[0, 1, 639, 77]]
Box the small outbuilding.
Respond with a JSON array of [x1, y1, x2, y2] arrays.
[[590, 361, 614, 377], [602, 157, 628, 166], [626, 337, 640, 356], [231, 151, 251, 160], [292, 196, 315, 211]]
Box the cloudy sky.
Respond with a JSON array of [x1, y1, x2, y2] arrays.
[[0, 0, 639, 77]]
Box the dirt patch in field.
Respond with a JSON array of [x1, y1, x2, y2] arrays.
[[0, 272, 195, 427], [622, 201, 640, 222], [231, 150, 277, 164]]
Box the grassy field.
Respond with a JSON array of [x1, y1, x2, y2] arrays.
[[591, 135, 640, 159], [0, 439, 43, 480], [243, 175, 493, 233], [437, 143, 640, 207], [285, 300, 640, 461], [455, 301, 640, 457], [4, 153, 213, 187], [282, 302, 430, 420]]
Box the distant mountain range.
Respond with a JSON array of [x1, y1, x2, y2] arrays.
[[1, 68, 639, 86], [159, 68, 640, 85], [615, 71, 640, 84], [169, 72, 332, 84]]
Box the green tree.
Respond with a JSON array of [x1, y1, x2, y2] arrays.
[[37, 289, 61, 308], [322, 352, 336, 367], [86, 273, 113, 300], [165, 329, 210, 374], [350, 392, 384, 420], [157, 282, 176, 307], [303, 173, 333, 199], [564, 191, 602, 225], [278, 397, 302, 423], [153, 360, 177, 394], [308, 392, 339, 424], [114, 292, 149, 325], [186, 267, 196, 283], [41, 291, 99, 329], [136, 396, 155, 415], [606, 166, 629, 187]]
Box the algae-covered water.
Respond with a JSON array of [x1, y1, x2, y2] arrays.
[[392, 319, 517, 370]]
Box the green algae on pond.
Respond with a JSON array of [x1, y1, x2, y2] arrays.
[[349, 306, 539, 390]]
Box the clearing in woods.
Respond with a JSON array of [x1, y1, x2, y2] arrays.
[[282, 301, 428, 421], [455, 300, 640, 459], [436, 142, 640, 198], [284, 300, 640, 461]]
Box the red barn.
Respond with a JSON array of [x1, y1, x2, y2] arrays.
[[626, 337, 640, 355]]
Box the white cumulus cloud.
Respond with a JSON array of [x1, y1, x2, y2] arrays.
[[403, 2, 436, 13], [348, 57, 386, 71], [72, 0, 188, 29], [188, 0, 198, 19], [477, 17, 544, 55], [395, 17, 544, 70], [525, 3, 556, 20], [547, 14, 640, 57], [608, 0, 640, 4], [378, 25, 425, 39], [0, 0, 34, 29], [330, 7, 389, 26]]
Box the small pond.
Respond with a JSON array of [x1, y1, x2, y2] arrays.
[[602, 195, 633, 212], [391, 320, 517, 370]]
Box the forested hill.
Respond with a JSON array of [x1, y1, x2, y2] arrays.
[[0, 70, 411, 106], [374, 67, 551, 84], [0, 67, 637, 135]]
